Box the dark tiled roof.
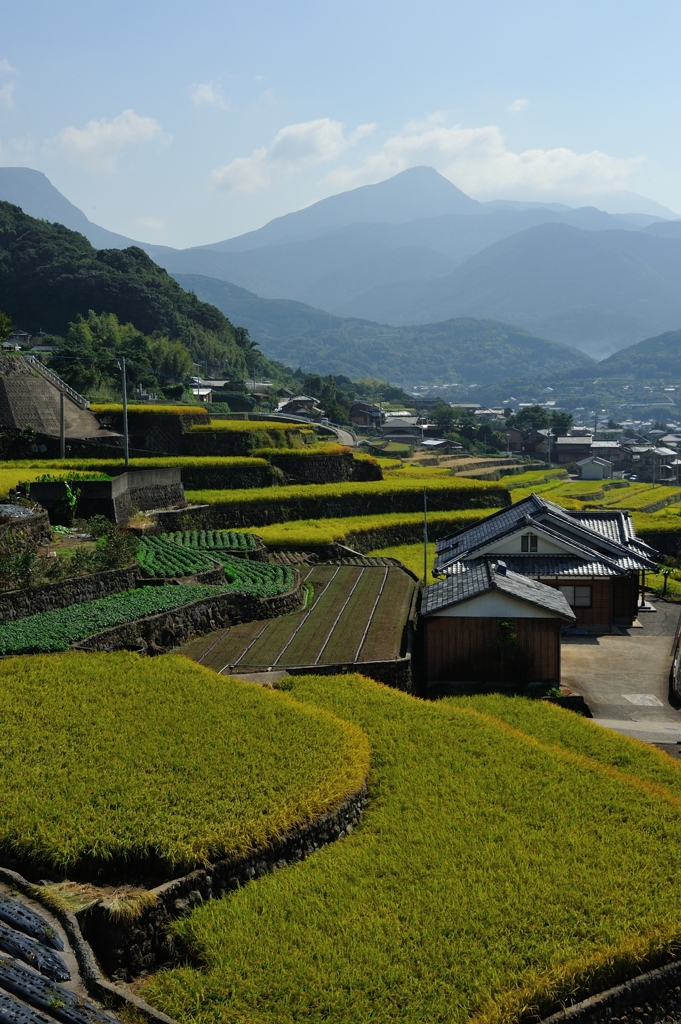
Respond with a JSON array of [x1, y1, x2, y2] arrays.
[[434, 494, 657, 573], [422, 560, 575, 620], [475, 555, 628, 577]]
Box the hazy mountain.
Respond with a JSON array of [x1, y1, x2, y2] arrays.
[[2, 165, 679, 363], [335, 223, 681, 358], [0, 166, 177, 255], [597, 328, 681, 378], [157, 204, 662, 314], [174, 272, 595, 385]]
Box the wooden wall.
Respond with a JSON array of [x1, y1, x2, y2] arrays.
[[539, 578, 613, 628], [425, 616, 561, 683]]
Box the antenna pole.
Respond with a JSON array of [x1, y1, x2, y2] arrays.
[[121, 355, 129, 468], [59, 392, 65, 460], [423, 487, 428, 586]]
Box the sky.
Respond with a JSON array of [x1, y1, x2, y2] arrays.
[[1, 0, 680, 248]]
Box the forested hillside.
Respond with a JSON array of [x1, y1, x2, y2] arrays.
[[175, 273, 596, 386], [597, 328, 681, 378], [0, 202, 273, 380]]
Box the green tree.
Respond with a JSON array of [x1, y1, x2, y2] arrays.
[[550, 411, 573, 436], [508, 405, 550, 433], [0, 310, 12, 342]]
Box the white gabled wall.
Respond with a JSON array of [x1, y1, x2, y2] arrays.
[[480, 529, 572, 556], [430, 590, 561, 618]]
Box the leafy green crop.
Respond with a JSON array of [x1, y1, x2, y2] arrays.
[[0, 653, 369, 875], [138, 532, 291, 596], [137, 536, 217, 578], [0, 585, 227, 654], [163, 529, 257, 552]]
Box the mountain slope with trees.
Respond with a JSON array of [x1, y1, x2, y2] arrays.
[[175, 273, 595, 386], [0, 201, 275, 381], [596, 328, 681, 378]]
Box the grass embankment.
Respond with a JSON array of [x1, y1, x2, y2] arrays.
[[0, 654, 368, 876], [369, 541, 436, 579], [185, 476, 502, 506], [90, 404, 210, 416], [0, 457, 271, 499], [145, 674, 681, 1024], [189, 419, 308, 433], [250, 508, 494, 549]]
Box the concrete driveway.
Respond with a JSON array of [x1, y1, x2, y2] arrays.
[[561, 600, 681, 750]]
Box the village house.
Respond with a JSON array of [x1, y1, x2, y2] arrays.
[[277, 395, 324, 419], [620, 444, 676, 482], [349, 401, 382, 428], [577, 456, 612, 480], [421, 559, 575, 684], [553, 436, 594, 463], [434, 493, 658, 634]]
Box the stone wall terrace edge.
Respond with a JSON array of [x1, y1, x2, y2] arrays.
[[0, 564, 141, 623], [71, 572, 303, 654]]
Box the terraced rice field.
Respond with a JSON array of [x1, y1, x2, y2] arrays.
[[181, 564, 416, 672]]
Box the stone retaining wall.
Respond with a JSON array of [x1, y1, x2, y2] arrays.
[[78, 784, 367, 980], [0, 506, 51, 553], [288, 656, 413, 692], [153, 488, 509, 531], [72, 574, 304, 654], [269, 452, 382, 484], [0, 564, 141, 623]]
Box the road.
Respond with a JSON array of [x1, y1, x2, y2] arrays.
[[561, 599, 681, 751]]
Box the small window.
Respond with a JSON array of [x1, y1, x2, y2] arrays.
[[558, 585, 592, 608], [521, 533, 538, 552]]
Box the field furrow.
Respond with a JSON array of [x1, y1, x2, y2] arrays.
[[236, 614, 307, 668], [202, 621, 269, 672], [317, 568, 385, 665], [359, 569, 414, 661], [279, 567, 363, 666]]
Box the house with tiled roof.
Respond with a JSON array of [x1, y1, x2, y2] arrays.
[[433, 493, 657, 633], [421, 559, 575, 684]]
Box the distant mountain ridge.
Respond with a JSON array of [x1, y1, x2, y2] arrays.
[[1, 165, 680, 365], [174, 272, 595, 386]]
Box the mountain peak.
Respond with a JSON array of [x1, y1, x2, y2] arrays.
[[205, 166, 480, 253]]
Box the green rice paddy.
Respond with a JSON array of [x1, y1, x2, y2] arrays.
[[143, 674, 681, 1024], [0, 654, 368, 876]]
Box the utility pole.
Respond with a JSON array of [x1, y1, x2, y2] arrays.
[[423, 487, 429, 586], [121, 355, 129, 468], [59, 392, 65, 460]]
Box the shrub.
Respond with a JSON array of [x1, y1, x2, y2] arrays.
[[0, 653, 369, 875], [144, 674, 681, 1024]]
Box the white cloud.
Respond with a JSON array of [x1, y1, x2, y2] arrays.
[[139, 216, 164, 231], [0, 82, 15, 109], [508, 98, 529, 114], [210, 117, 371, 192], [190, 82, 227, 110], [51, 109, 169, 173], [324, 119, 642, 198], [0, 60, 17, 75]]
